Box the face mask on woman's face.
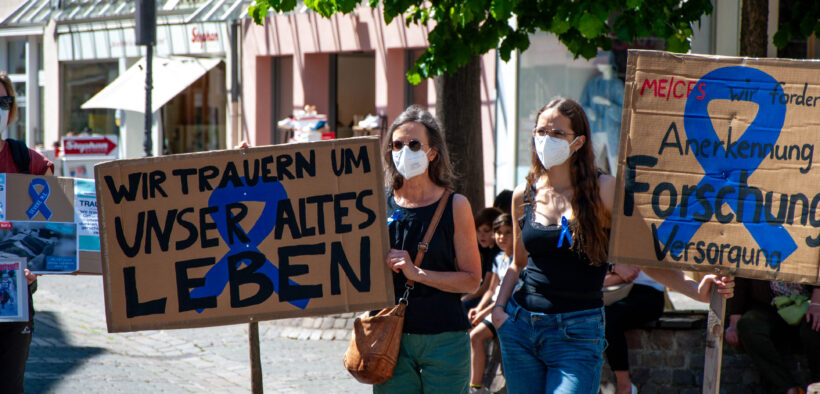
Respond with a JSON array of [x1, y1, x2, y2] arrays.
[[0, 109, 8, 136], [534, 135, 579, 170], [392, 145, 430, 180]]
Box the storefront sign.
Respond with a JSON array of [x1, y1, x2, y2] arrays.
[[57, 21, 228, 61], [610, 50, 820, 285], [95, 138, 393, 333], [191, 27, 219, 49], [64, 135, 118, 157]]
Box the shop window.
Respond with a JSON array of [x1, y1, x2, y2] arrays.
[[62, 62, 119, 136], [6, 82, 26, 141], [7, 40, 26, 75], [164, 63, 227, 154], [272, 55, 293, 145], [335, 53, 376, 138], [405, 49, 428, 109], [516, 33, 606, 183]]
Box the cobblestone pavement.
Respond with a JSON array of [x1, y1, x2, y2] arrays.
[[24, 275, 368, 393]]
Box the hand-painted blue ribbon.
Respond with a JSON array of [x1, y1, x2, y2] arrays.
[[655, 66, 797, 261], [557, 216, 572, 248], [26, 178, 52, 220], [190, 177, 310, 312]]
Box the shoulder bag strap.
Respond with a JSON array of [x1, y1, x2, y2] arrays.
[[404, 189, 452, 289]]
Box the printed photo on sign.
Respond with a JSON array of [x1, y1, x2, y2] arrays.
[[0, 222, 78, 274], [0, 259, 29, 322]]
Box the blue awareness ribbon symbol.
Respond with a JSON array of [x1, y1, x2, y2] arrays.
[[557, 216, 572, 248], [26, 178, 53, 220], [655, 66, 797, 261], [387, 209, 403, 225], [189, 177, 310, 311]]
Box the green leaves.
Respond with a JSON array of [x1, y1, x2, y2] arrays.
[[250, 0, 716, 83], [578, 12, 605, 39], [248, 0, 298, 24]]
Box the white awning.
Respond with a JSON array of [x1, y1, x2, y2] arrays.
[[81, 56, 221, 113]]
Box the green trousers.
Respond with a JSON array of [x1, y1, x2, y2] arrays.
[[373, 330, 470, 394], [736, 307, 820, 393]]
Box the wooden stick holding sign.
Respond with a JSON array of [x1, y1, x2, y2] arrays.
[[702, 281, 727, 394], [249, 321, 263, 393]]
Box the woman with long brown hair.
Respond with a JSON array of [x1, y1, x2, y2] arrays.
[[490, 97, 733, 393]]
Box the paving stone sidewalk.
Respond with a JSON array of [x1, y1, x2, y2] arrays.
[[24, 275, 367, 393]]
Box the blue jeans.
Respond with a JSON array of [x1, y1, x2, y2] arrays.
[[496, 298, 607, 394]]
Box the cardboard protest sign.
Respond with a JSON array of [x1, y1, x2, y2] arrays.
[[0, 258, 28, 322], [0, 173, 101, 274], [95, 137, 393, 333], [610, 50, 820, 285]]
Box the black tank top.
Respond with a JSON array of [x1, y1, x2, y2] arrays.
[[387, 191, 470, 334], [513, 187, 608, 313]]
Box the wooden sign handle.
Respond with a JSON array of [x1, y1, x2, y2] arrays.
[[702, 286, 727, 394], [249, 321, 263, 394]]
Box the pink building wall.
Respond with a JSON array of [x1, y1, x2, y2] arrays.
[[241, 8, 497, 203]]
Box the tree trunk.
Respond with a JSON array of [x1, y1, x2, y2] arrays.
[[435, 56, 485, 212], [740, 0, 768, 57]]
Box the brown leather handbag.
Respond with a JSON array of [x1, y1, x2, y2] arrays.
[[343, 190, 452, 385]]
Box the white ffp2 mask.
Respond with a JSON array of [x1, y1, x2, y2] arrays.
[[392, 146, 429, 180], [534, 135, 578, 170]]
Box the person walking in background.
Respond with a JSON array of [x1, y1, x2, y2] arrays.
[[493, 190, 513, 215], [603, 265, 665, 394], [377, 105, 482, 393], [0, 71, 54, 394], [490, 97, 734, 394], [468, 213, 513, 392], [725, 278, 820, 394], [462, 208, 502, 310]]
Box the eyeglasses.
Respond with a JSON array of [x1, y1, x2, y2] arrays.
[[533, 128, 575, 138], [391, 139, 427, 152], [0, 96, 14, 111]]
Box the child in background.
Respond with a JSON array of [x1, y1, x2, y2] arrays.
[[463, 208, 503, 310], [468, 214, 513, 392]]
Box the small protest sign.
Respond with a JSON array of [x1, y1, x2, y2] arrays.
[[0, 258, 29, 322], [610, 50, 820, 285], [95, 137, 393, 333], [0, 173, 100, 274]]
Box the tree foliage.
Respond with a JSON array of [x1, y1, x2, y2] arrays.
[[249, 0, 713, 83], [772, 0, 820, 50]]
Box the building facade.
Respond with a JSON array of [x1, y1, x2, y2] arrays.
[[240, 7, 498, 202]]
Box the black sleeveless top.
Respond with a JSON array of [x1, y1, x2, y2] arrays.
[[387, 191, 471, 334], [513, 187, 608, 313]]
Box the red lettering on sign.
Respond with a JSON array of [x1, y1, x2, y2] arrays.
[[0, 222, 12, 230], [639, 78, 706, 101], [191, 27, 219, 49], [696, 82, 706, 100]]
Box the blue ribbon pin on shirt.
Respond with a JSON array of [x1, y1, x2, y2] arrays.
[[387, 209, 403, 225], [557, 216, 572, 248], [654, 66, 797, 262], [26, 178, 52, 220]]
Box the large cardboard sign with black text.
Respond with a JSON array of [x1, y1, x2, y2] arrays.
[[95, 137, 393, 332], [610, 50, 820, 284]]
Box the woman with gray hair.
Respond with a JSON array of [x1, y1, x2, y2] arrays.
[[376, 105, 482, 393]]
